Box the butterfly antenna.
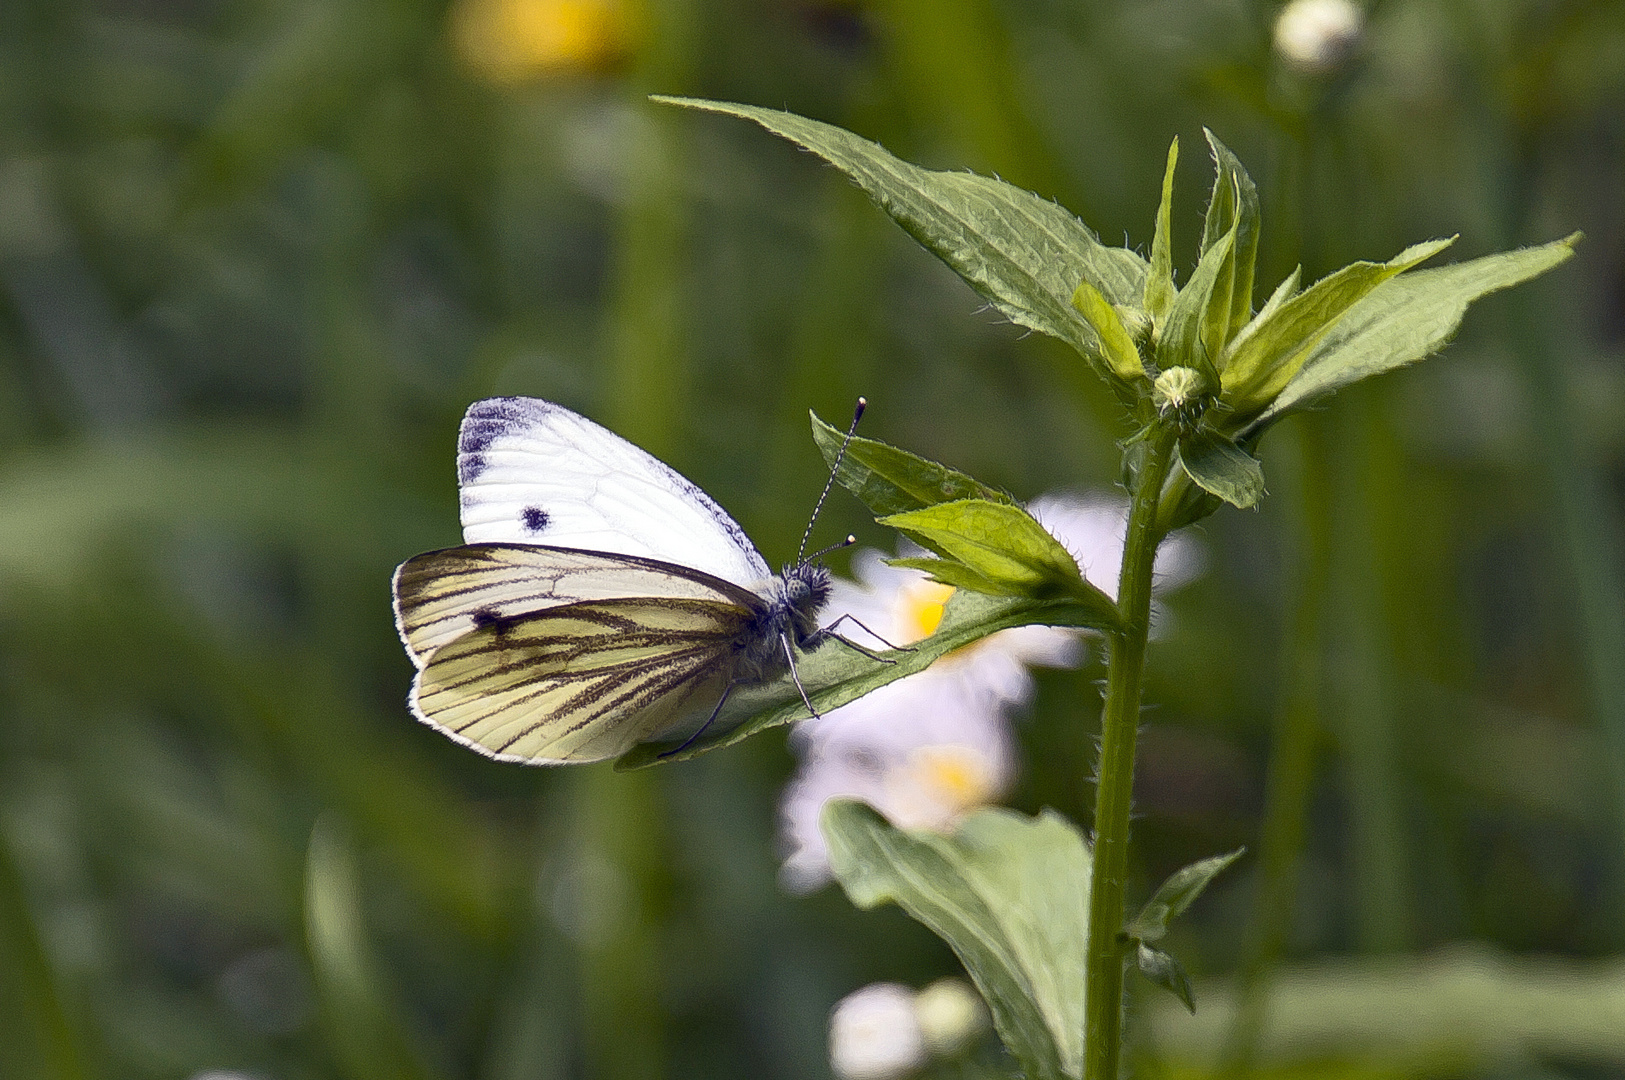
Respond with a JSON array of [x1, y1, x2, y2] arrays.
[[797, 397, 866, 566], [804, 535, 857, 563]]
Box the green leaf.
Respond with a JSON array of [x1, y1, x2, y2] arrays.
[[1126, 848, 1246, 943], [1070, 280, 1146, 383], [1153, 468, 1225, 535], [887, 556, 1008, 595], [1244, 234, 1581, 433], [1199, 130, 1262, 346], [1135, 944, 1196, 1014], [1144, 137, 1179, 324], [812, 411, 1012, 517], [1219, 238, 1457, 412], [658, 98, 1147, 359], [879, 500, 1115, 612], [616, 587, 1116, 767], [1249, 264, 1301, 334], [1178, 430, 1265, 509], [822, 801, 1092, 1080], [1159, 227, 1234, 387]]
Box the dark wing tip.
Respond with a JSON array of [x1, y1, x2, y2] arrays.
[[459, 397, 556, 454]]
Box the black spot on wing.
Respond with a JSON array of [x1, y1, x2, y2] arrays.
[[472, 607, 505, 631], [521, 506, 550, 533]]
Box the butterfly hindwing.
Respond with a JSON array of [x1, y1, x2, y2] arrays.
[[393, 544, 766, 667], [456, 397, 773, 589], [409, 597, 755, 763]]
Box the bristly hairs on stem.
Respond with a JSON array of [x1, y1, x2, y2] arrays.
[[797, 397, 866, 565]]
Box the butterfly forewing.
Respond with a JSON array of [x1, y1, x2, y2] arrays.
[[409, 597, 755, 763], [393, 544, 766, 666], [456, 397, 773, 589]]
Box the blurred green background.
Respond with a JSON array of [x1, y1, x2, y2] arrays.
[[0, 0, 1622, 1077]]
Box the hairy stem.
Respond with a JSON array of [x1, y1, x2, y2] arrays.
[[1084, 423, 1178, 1080]]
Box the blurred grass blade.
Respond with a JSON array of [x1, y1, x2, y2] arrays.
[[811, 411, 1012, 516], [305, 816, 445, 1080], [0, 428, 441, 592], [658, 98, 1147, 358], [0, 832, 84, 1080], [823, 801, 1092, 1080], [1251, 236, 1579, 426]]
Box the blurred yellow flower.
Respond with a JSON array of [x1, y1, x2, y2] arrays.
[[895, 577, 953, 644], [451, 0, 628, 84]]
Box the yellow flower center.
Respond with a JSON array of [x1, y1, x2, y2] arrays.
[[895, 579, 955, 645], [907, 745, 998, 815], [452, 0, 626, 84]]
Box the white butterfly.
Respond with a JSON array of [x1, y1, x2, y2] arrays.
[[392, 397, 849, 764]]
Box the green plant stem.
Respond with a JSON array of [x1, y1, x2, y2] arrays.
[[1085, 423, 1178, 1080]]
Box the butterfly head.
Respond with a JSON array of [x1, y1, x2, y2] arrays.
[[779, 561, 833, 642]]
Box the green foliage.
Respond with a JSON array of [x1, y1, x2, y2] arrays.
[[1220, 239, 1458, 416], [1125, 849, 1246, 944], [879, 500, 1111, 606], [0, 1, 1612, 1077], [810, 410, 1014, 515], [1178, 432, 1265, 509], [1159, 227, 1233, 389], [1070, 280, 1147, 385], [1144, 138, 1180, 325], [813, 411, 1120, 615], [689, 97, 1578, 536], [1134, 943, 1196, 1015], [822, 801, 1092, 1080], [657, 97, 1148, 377], [1245, 236, 1582, 432], [1198, 131, 1262, 348], [1123, 850, 1244, 1014]]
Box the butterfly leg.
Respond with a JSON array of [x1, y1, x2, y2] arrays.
[[820, 613, 916, 653], [822, 631, 898, 665], [781, 633, 823, 721], [659, 682, 738, 759]]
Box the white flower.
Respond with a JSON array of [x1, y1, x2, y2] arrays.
[[1273, 0, 1364, 75], [1026, 491, 1204, 602], [829, 982, 928, 1080], [778, 491, 1203, 893], [913, 977, 990, 1057]]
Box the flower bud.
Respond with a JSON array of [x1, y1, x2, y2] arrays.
[[1152, 366, 1210, 423]]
